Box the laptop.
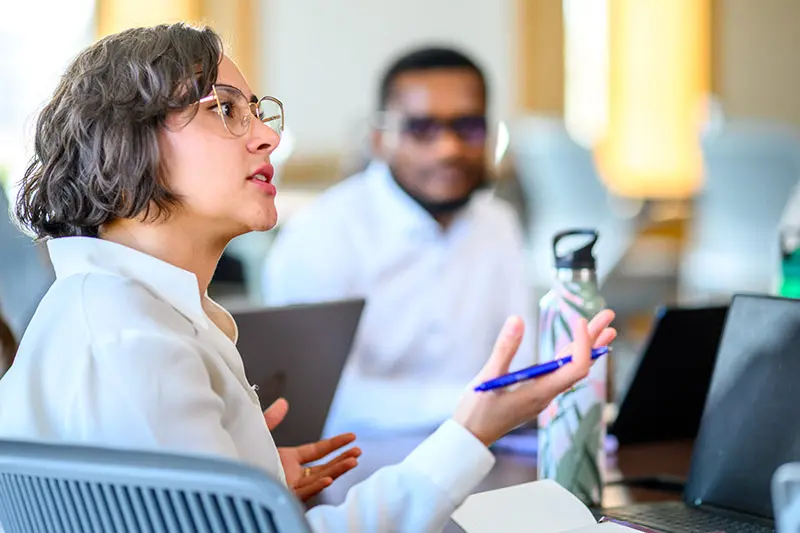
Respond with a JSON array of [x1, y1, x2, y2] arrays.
[[233, 298, 365, 447], [604, 294, 800, 532], [610, 305, 729, 445]]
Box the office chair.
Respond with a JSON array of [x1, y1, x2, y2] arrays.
[[0, 439, 312, 533], [509, 115, 636, 291], [0, 187, 55, 337], [679, 121, 800, 304]]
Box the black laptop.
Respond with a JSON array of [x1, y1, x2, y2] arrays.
[[611, 305, 729, 444], [604, 294, 800, 532]]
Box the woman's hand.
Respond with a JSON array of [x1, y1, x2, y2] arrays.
[[453, 309, 617, 447], [264, 399, 361, 501]]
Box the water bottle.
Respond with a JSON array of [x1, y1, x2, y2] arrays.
[[537, 229, 607, 506], [780, 231, 800, 299]]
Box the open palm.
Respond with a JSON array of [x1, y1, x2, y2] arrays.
[[264, 398, 361, 501]]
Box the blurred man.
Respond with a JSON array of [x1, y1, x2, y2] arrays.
[[263, 47, 534, 436]]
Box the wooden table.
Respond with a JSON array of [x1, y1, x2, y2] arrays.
[[317, 432, 693, 531]]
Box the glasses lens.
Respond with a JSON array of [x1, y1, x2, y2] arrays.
[[402, 117, 442, 142], [259, 98, 284, 137], [213, 86, 251, 136], [451, 116, 488, 145]]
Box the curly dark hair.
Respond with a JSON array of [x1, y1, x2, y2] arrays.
[[15, 23, 223, 239]]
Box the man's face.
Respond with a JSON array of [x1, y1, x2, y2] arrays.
[[373, 68, 488, 212]]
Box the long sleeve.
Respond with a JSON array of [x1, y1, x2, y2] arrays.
[[306, 420, 495, 533]]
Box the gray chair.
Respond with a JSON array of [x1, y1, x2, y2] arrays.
[[0, 187, 54, 338], [678, 121, 800, 303], [509, 116, 637, 291], [0, 439, 311, 533]]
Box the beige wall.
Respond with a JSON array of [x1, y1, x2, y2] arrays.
[[271, 0, 800, 183], [264, 0, 567, 183], [713, 0, 800, 125], [261, 0, 515, 159]]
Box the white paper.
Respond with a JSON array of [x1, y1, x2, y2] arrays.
[[451, 479, 598, 533]]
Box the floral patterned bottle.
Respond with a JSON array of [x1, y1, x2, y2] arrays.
[[537, 229, 607, 506]]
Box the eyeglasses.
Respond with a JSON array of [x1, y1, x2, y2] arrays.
[[377, 112, 488, 146], [199, 84, 284, 138]]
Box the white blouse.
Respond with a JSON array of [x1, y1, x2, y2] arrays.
[[0, 237, 494, 532]]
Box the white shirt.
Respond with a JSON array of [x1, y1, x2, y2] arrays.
[[0, 236, 495, 532], [263, 161, 534, 436]]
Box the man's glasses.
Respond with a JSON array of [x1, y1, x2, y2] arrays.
[[199, 84, 284, 138], [378, 113, 488, 146]]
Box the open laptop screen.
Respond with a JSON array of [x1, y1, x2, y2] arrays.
[[611, 305, 728, 444], [234, 298, 365, 447], [685, 294, 800, 519]]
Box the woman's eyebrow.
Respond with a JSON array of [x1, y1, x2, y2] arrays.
[[215, 83, 259, 103]]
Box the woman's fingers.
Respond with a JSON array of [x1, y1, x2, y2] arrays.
[[294, 476, 333, 501], [294, 432, 357, 463], [476, 316, 525, 381]]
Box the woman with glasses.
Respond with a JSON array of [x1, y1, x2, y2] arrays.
[[0, 23, 615, 531]]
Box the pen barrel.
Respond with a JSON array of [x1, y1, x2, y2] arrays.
[[536, 229, 607, 507]]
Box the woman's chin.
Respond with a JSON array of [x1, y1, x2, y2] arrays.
[[249, 214, 278, 233]]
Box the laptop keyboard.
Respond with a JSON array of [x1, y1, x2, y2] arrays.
[[605, 502, 775, 533]]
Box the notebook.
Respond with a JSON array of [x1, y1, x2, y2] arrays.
[[451, 480, 644, 533]]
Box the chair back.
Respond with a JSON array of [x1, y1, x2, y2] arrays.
[[0, 439, 311, 533]]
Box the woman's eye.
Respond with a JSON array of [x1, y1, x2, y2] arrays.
[[219, 102, 235, 118]]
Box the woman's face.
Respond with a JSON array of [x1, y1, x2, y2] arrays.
[[159, 55, 281, 238]]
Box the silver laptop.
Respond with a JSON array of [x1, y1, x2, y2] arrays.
[[233, 299, 365, 447]]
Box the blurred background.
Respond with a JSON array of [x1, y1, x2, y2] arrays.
[[1, 0, 799, 400]]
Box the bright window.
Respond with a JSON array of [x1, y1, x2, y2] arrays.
[[0, 0, 95, 197]]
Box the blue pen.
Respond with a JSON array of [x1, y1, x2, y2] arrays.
[[474, 346, 610, 392]]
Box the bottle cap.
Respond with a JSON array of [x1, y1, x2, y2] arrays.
[[553, 229, 599, 270]]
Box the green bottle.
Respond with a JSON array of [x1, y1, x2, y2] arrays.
[[537, 229, 607, 507], [780, 237, 800, 299]]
